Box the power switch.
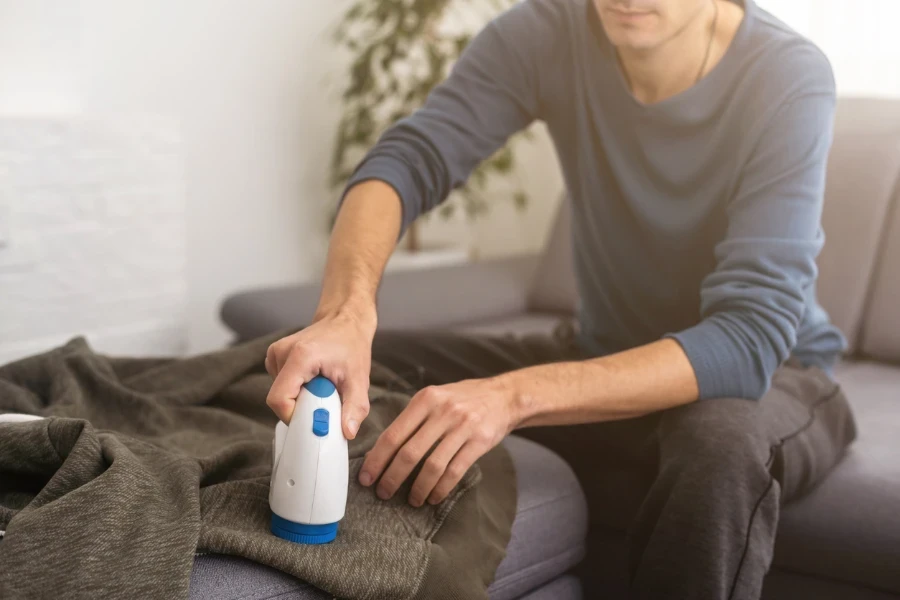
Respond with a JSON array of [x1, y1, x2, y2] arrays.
[[312, 408, 329, 437]]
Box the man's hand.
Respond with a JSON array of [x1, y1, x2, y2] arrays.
[[265, 306, 376, 439], [358, 377, 521, 507], [356, 338, 699, 507]]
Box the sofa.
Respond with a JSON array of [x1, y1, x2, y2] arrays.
[[204, 97, 900, 599]]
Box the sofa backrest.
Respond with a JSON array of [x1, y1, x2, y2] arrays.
[[816, 98, 900, 355], [528, 97, 900, 360], [527, 193, 578, 315], [860, 169, 900, 363]]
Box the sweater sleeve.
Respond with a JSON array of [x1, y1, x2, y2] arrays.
[[342, 0, 559, 235], [667, 90, 837, 401]]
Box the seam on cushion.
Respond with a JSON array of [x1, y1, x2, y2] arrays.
[[728, 384, 844, 600], [227, 578, 319, 600], [261, 593, 305, 600], [515, 491, 584, 516], [225, 580, 311, 600], [489, 544, 586, 596], [249, 587, 323, 600]]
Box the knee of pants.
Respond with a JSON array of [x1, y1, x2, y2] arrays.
[[657, 398, 772, 480]]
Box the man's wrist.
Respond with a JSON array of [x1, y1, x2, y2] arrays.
[[499, 360, 598, 429], [313, 297, 378, 337], [493, 369, 539, 429]]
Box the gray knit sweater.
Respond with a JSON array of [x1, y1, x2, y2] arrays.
[[345, 0, 846, 400]]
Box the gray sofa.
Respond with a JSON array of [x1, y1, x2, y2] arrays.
[[206, 97, 900, 599]]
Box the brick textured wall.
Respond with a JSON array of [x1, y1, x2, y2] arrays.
[[0, 117, 186, 363]]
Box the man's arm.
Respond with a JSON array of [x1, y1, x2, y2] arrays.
[[313, 181, 400, 327], [358, 339, 698, 506], [342, 0, 560, 234], [667, 89, 838, 400], [510, 339, 698, 427], [265, 182, 399, 438], [265, 2, 562, 434]]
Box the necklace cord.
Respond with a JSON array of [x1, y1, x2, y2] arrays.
[[696, 0, 720, 84]]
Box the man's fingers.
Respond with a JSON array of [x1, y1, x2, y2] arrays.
[[266, 348, 318, 423], [408, 428, 468, 507], [273, 341, 292, 373], [265, 345, 277, 377], [427, 441, 483, 505], [341, 377, 370, 440], [375, 417, 449, 501], [359, 398, 430, 488]]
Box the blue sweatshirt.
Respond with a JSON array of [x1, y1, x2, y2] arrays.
[[344, 0, 847, 401]]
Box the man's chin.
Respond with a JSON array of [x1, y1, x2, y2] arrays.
[[603, 26, 660, 53]]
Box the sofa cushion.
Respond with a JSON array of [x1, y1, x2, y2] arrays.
[[454, 312, 570, 338], [517, 574, 582, 600], [190, 554, 329, 600], [488, 437, 588, 600], [190, 436, 588, 600], [221, 255, 538, 341], [774, 361, 900, 594]]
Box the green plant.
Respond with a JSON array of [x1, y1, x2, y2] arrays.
[[331, 0, 531, 250]]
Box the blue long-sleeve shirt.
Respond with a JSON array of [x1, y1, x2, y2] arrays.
[[345, 0, 847, 400]]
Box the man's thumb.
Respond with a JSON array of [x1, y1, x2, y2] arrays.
[[341, 378, 370, 440]]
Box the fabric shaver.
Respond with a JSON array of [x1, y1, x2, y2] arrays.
[[269, 376, 348, 544]]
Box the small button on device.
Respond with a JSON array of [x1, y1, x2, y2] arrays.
[[312, 408, 329, 437]]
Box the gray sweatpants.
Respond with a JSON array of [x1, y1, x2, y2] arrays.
[[371, 327, 857, 600]]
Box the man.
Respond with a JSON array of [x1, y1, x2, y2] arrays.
[[265, 0, 857, 598]]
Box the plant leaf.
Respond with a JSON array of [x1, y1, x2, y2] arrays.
[[439, 203, 456, 219], [489, 147, 513, 173], [513, 191, 528, 210]]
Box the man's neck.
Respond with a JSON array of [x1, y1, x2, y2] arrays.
[[617, 0, 742, 105]]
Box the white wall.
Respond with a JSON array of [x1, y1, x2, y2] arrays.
[[77, 0, 352, 353], [0, 117, 186, 364], [1, 0, 344, 354], [758, 0, 900, 97], [0, 3, 189, 362], [0, 1, 81, 114]]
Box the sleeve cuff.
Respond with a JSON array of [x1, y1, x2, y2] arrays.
[[665, 318, 768, 401], [341, 155, 419, 239]]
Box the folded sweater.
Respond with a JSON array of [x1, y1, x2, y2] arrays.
[[0, 334, 516, 600]]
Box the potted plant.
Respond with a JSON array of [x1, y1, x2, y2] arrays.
[[330, 0, 532, 266]]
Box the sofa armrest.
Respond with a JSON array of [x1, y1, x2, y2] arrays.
[[220, 254, 540, 342]]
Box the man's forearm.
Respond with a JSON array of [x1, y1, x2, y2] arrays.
[[509, 338, 700, 428], [314, 181, 402, 333]]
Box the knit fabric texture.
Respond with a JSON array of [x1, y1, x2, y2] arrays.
[[0, 333, 516, 600]]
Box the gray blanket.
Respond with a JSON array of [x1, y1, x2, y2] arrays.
[[0, 334, 516, 600]]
